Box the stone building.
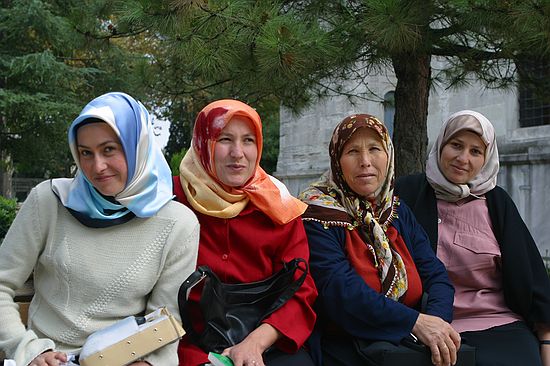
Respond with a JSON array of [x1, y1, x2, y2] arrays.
[[275, 60, 550, 258]]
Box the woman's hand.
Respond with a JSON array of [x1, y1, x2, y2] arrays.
[[29, 351, 67, 366], [221, 323, 281, 366], [412, 313, 461, 366]]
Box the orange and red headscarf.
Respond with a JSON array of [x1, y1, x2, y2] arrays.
[[179, 99, 306, 224]]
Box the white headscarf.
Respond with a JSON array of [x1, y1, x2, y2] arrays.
[[425, 110, 499, 202]]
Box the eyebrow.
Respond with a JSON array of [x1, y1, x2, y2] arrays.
[[218, 132, 256, 138], [77, 140, 121, 149], [451, 137, 485, 150], [345, 140, 382, 148]]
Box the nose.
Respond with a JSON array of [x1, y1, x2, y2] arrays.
[[230, 142, 244, 158], [93, 155, 108, 172], [359, 152, 372, 167], [456, 150, 469, 163]]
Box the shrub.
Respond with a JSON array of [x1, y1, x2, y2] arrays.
[[169, 148, 187, 176], [0, 195, 17, 241]]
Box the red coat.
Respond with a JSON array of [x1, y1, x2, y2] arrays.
[[174, 176, 318, 366]]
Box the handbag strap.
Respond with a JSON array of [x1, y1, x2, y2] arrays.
[[177, 258, 308, 345], [261, 258, 308, 319], [177, 265, 213, 344]]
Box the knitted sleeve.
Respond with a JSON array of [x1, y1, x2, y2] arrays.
[[0, 182, 56, 364]]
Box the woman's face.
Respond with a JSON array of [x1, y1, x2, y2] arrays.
[[76, 122, 128, 196], [440, 130, 486, 184], [214, 116, 258, 187], [339, 128, 388, 199]]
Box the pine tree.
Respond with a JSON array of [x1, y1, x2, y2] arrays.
[[0, 0, 151, 190]]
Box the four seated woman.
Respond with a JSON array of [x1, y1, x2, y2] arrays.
[[3, 97, 547, 366]]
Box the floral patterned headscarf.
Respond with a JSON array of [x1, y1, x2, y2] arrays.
[[300, 114, 407, 300]]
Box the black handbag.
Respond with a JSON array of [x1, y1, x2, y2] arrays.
[[353, 336, 476, 366], [178, 258, 308, 353]]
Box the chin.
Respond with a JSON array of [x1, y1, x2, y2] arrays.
[[221, 179, 246, 188], [96, 186, 123, 197]]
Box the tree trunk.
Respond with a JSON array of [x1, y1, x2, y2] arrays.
[[391, 53, 431, 178], [0, 150, 14, 198]]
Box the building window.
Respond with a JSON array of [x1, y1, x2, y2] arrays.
[[383, 91, 395, 138], [518, 60, 550, 127]]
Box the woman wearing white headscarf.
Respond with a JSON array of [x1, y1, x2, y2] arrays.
[[396, 110, 550, 366], [0, 92, 199, 366]]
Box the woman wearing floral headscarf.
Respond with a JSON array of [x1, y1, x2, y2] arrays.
[[396, 110, 550, 366], [300, 114, 459, 366], [0, 92, 199, 366], [173, 99, 317, 366]]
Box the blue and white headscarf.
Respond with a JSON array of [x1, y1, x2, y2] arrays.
[[51, 92, 173, 223]]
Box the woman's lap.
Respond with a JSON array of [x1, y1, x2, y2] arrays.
[[318, 321, 541, 366], [319, 337, 366, 366], [264, 348, 315, 366], [461, 321, 541, 366]]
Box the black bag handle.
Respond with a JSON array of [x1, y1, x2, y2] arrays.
[[177, 258, 308, 346], [262, 258, 308, 319], [177, 265, 212, 344]]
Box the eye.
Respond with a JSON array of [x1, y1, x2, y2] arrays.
[[471, 148, 484, 156], [217, 136, 231, 143], [244, 137, 256, 144], [450, 141, 462, 149], [103, 144, 120, 154], [78, 149, 91, 157]]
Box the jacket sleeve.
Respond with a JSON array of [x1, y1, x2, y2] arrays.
[[0, 184, 56, 365], [304, 220, 419, 344], [394, 201, 454, 322], [262, 217, 318, 353], [489, 187, 550, 327]]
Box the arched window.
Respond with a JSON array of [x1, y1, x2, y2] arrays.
[[383, 91, 395, 138]]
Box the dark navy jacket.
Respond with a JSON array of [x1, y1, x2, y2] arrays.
[[304, 200, 454, 363]]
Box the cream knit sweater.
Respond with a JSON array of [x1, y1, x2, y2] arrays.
[[0, 181, 199, 365]]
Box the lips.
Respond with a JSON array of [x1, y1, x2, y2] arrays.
[[227, 163, 246, 170], [94, 174, 115, 182], [450, 165, 468, 173], [356, 173, 376, 179]]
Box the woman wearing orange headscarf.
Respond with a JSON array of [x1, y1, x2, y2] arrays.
[[174, 100, 317, 366]]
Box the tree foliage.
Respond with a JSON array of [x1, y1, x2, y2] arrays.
[[0, 0, 151, 178], [119, 0, 550, 176]]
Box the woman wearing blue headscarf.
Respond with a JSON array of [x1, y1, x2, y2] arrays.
[[0, 92, 200, 365]]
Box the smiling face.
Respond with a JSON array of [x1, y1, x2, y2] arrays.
[[440, 130, 486, 184], [339, 127, 388, 199], [76, 122, 128, 196], [214, 116, 259, 187]]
